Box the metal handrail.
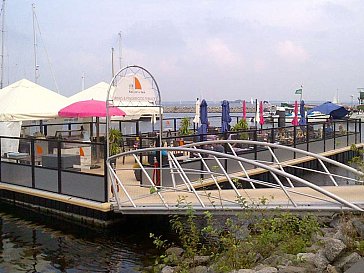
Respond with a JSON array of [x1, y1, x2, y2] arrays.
[[107, 140, 364, 212]]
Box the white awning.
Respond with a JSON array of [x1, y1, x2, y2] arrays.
[[0, 79, 68, 121]]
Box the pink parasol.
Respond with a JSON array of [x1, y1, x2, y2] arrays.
[[259, 101, 265, 125], [58, 100, 126, 162], [242, 100, 246, 120], [58, 100, 126, 118], [291, 100, 299, 126]]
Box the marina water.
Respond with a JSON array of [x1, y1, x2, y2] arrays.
[[0, 203, 167, 272]]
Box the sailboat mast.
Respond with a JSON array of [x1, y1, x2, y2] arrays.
[[118, 31, 122, 69], [111, 47, 115, 78], [81, 72, 85, 90], [32, 3, 39, 83], [0, 0, 5, 89]]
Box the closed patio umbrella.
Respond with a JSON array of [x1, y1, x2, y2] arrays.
[[291, 101, 299, 126], [259, 101, 265, 126], [254, 99, 259, 126], [193, 98, 200, 129], [299, 100, 306, 125], [221, 100, 231, 133], [197, 99, 208, 141], [242, 100, 246, 121]]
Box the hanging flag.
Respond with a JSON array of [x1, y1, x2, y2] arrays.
[[295, 88, 302, 95]]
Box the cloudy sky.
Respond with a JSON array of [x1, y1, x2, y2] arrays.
[[4, 0, 364, 102]]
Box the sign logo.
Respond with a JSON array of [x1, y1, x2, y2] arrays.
[[128, 77, 145, 94]]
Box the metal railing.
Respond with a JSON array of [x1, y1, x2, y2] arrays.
[[0, 135, 107, 202], [0, 118, 360, 206], [107, 139, 364, 214]]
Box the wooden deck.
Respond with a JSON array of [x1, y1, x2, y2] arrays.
[[111, 184, 364, 214]]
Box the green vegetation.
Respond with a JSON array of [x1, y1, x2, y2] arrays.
[[109, 128, 123, 156], [179, 117, 192, 136], [150, 200, 320, 272], [231, 118, 249, 140], [356, 240, 364, 256], [349, 144, 364, 180]]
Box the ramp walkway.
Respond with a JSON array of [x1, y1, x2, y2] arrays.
[[107, 140, 364, 214]]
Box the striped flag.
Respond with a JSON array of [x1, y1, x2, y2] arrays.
[[295, 88, 302, 95]]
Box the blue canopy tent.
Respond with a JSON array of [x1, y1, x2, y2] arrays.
[[299, 100, 306, 125], [307, 101, 348, 119], [197, 99, 208, 141], [221, 100, 232, 133]]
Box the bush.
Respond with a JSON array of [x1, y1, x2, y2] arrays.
[[251, 213, 320, 256], [231, 119, 249, 140], [151, 207, 321, 272], [179, 117, 192, 136]]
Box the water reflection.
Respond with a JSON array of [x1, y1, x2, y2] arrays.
[[0, 205, 166, 273]]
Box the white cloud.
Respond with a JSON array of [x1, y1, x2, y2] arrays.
[[205, 38, 238, 66], [276, 40, 309, 63], [186, 38, 241, 69]]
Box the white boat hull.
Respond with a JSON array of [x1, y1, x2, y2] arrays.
[[268, 114, 329, 123], [349, 112, 364, 121]]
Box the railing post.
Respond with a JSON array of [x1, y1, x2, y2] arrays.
[[360, 119, 362, 142], [223, 131, 228, 171], [89, 121, 94, 139], [57, 140, 62, 193], [139, 133, 143, 164], [136, 120, 140, 135], [323, 123, 326, 152], [40, 120, 44, 134], [346, 119, 349, 146], [0, 136, 2, 182], [306, 123, 309, 152], [30, 138, 35, 188], [270, 127, 275, 162], [254, 129, 257, 161], [333, 121, 336, 150], [293, 126, 297, 159], [104, 141, 108, 202], [173, 118, 177, 132], [68, 123, 72, 137]]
